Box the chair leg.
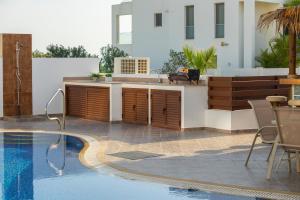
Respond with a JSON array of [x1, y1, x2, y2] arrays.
[[267, 143, 275, 162], [245, 133, 259, 166], [275, 151, 285, 172], [267, 138, 279, 180], [296, 151, 300, 173], [288, 152, 292, 173]]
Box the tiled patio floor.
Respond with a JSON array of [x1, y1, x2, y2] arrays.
[[0, 117, 299, 197]]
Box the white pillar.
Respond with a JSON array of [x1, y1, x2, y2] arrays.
[[244, 0, 256, 68]]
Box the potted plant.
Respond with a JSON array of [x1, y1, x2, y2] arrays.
[[89, 73, 101, 81], [105, 73, 112, 82], [183, 46, 217, 80]]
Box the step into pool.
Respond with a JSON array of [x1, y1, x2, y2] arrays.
[[0, 132, 269, 200]]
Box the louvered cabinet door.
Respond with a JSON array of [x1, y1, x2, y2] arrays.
[[86, 87, 110, 122], [122, 89, 137, 123], [136, 89, 149, 124], [66, 86, 86, 118], [165, 91, 181, 130], [151, 90, 166, 128]]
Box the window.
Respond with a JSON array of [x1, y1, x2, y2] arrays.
[[118, 15, 132, 44], [155, 13, 162, 27], [215, 3, 224, 38], [185, 5, 194, 40]]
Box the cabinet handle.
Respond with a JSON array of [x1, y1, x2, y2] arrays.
[[133, 105, 136, 110], [163, 108, 167, 114]]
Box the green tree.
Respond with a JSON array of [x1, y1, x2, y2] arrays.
[[99, 45, 128, 73], [256, 34, 300, 68], [284, 0, 300, 7], [46, 44, 71, 57], [160, 50, 189, 74], [183, 46, 217, 74], [32, 49, 50, 58]]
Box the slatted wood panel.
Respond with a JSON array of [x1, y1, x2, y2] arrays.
[[136, 89, 149, 124], [66, 85, 110, 121], [208, 76, 290, 110], [66, 86, 86, 117], [151, 90, 181, 130], [166, 91, 181, 129], [86, 87, 109, 121], [122, 88, 148, 124]]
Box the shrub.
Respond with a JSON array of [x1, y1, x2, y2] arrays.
[[256, 34, 300, 68], [160, 50, 189, 74]]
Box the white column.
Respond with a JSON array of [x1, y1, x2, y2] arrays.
[[244, 0, 256, 68]]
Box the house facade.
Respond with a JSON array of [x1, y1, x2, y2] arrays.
[[112, 0, 284, 72]]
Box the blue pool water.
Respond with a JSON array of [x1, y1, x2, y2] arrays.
[[0, 132, 268, 200]]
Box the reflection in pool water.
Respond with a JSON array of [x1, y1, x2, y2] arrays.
[[0, 132, 266, 200]]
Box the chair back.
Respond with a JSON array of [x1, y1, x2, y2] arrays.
[[248, 100, 277, 142], [274, 107, 300, 151]]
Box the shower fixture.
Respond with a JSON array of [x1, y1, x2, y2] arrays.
[[16, 41, 23, 115]]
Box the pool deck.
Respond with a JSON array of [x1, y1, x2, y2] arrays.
[[0, 117, 299, 199]]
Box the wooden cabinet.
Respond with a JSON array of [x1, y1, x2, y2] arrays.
[[66, 85, 110, 121], [86, 87, 109, 122], [122, 88, 149, 124], [151, 90, 181, 130], [66, 86, 86, 118]]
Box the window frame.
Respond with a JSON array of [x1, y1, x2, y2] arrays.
[[215, 3, 225, 39], [185, 5, 195, 40]]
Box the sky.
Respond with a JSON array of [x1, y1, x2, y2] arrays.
[[0, 0, 122, 55]]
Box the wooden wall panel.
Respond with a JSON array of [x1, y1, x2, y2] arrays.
[[136, 90, 148, 124], [208, 76, 290, 111], [151, 90, 166, 128], [2, 34, 32, 116]]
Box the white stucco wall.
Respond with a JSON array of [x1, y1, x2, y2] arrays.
[[112, 0, 284, 70], [32, 58, 99, 115]]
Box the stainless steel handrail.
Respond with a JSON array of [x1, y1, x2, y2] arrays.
[[46, 134, 66, 176], [45, 89, 65, 130]]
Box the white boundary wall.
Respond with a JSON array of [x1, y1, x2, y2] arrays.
[[32, 58, 99, 115]]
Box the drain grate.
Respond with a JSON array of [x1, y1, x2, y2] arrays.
[[108, 151, 163, 160]]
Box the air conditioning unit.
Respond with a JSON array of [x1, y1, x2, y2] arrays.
[[114, 57, 150, 75]]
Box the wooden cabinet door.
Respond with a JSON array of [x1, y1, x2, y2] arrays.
[[136, 89, 149, 124], [86, 87, 110, 122], [122, 89, 137, 123], [66, 86, 86, 118], [151, 90, 166, 128], [165, 91, 181, 129], [122, 88, 149, 124]]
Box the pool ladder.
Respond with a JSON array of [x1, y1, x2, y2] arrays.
[[45, 89, 66, 130]]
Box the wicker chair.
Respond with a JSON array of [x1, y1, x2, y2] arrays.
[[245, 100, 278, 166], [267, 107, 300, 179]]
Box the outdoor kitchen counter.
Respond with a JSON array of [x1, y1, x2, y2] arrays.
[[63, 80, 207, 129]]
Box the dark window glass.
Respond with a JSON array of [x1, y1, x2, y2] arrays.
[[185, 5, 194, 39], [155, 13, 162, 27], [215, 3, 225, 38]]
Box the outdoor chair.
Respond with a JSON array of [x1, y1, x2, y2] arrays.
[[267, 107, 300, 179], [245, 100, 278, 166]]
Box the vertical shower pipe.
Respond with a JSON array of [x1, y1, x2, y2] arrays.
[[16, 42, 22, 115]]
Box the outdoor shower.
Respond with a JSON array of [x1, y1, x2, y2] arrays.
[[16, 41, 23, 115]]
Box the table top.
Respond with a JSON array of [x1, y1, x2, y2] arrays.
[[280, 78, 300, 85]]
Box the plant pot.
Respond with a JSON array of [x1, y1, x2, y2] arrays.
[[91, 77, 99, 82], [105, 77, 112, 82]]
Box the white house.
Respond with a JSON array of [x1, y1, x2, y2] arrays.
[[112, 0, 284, 71]]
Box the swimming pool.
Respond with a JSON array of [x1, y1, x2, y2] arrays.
[[0, 132, 267, 200]]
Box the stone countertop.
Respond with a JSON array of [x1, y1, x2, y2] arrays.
[[63, 80, 207, 87]]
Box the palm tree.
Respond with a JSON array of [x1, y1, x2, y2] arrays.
[[258, 1, 300, 78]]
